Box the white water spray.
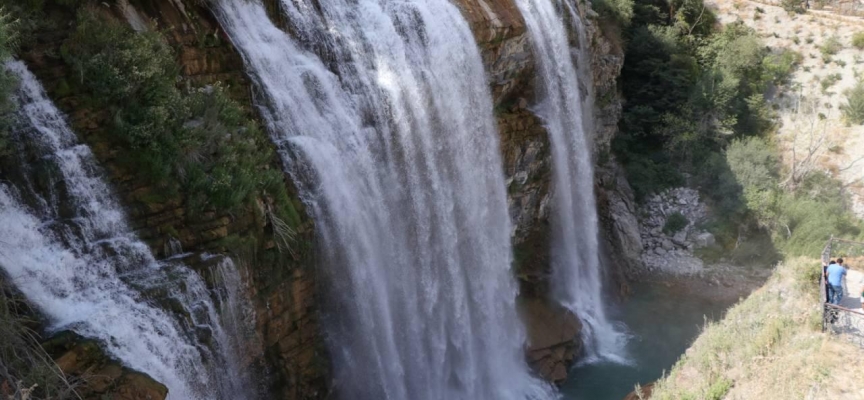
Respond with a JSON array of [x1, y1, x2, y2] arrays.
[[213, 0, 558, 398], [513, 0, 629, 363], [0, 61, 254, 399]]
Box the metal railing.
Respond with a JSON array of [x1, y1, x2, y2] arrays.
[[820, 236, 864, 347]]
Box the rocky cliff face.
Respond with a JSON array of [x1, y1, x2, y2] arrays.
[[456, 0, 634, 383], [13, 0, 638, 395], [18, 1, 327, 398]]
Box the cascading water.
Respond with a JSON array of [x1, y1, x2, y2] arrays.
[[513, 0, 629, 362], [213, 0, 557, 398], [0, 61, 254, 399]]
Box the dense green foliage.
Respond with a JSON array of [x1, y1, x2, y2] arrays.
[[591, 0, 635, 26], [60, 10, 295, 220], [615, 0, 784, 201], [615, 0, 861, 256]]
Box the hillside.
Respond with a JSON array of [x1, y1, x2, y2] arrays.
[[642, 258, 864, 399], [710, 0, 864, 216]]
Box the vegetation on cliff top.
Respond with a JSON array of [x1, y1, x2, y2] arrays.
[[613, 0, 864, 259]]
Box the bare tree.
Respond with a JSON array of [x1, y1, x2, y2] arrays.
[[780, 95, 833, 190]]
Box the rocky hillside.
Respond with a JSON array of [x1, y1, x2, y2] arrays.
[[710, 0, 864, 217], [7, 0, 638, 395]]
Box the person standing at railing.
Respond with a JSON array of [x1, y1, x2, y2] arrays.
[[827, 258, 847, 305], [824, 259, 836, 303]]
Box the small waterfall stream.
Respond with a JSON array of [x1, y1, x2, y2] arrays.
[[514, 0, 629, 362], [0, 61, 253, 400], [213, 0, 557, 398]]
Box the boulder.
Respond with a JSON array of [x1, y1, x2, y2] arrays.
[[672, 231, 689, 247], [45, 331, 168, 400], [519, 298, 582, 384], [691, 232, 716, 249]]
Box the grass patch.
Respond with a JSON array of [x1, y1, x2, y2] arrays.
[[650, 258, 864, 399], [853, 32, 864, 49], [820, 35, 843, 57], [0, 282, 78, 399], [842, 80, 864, 124]]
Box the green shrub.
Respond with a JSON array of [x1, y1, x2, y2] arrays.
[[853, 32, 864, 49], [820, 35, 843, 57], [762, 49, 802, 85], [61, 10, 292, 219], [820, 73, 842, 92], [782, 0, 805, 13], [705, 377, 732, 400], [663, 212, 689, 234], [591, 0, 634, 26], [841, 80, 864, 124]]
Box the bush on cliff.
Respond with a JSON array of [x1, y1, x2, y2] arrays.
[[0, 283, 78, 400], [592, 0, 635, 26], [60, 9, 296, 222]]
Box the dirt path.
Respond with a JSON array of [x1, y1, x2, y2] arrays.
[[839, 268, 864, 308]]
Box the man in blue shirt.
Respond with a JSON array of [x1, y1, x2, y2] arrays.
[[826, 258, 847, 305]]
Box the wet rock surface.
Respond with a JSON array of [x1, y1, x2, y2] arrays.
[[519, 298, 583, 385], [45, 332, 168, 400]]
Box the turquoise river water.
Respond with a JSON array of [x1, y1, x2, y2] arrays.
[[561, 280, 735, 399]]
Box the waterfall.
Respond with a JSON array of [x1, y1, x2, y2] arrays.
[[0, 61, 254, 399], [513, 0, 629, 362], [213, 0, 557, 398]]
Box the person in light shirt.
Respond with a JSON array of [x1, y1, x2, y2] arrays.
[[826, 258, 847, 305]]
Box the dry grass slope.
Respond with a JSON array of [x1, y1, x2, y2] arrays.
[[646, 258, 864, 400]]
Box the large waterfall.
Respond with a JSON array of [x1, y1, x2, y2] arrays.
[[514, 0, 628, 362], [0, 61, 253, 399], [213, 0, 556, 398]]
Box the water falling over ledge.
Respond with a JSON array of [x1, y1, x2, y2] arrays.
[[213, 0, 558, 398], [0, 61, 255, 400], [513, 0, 630, 364]]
